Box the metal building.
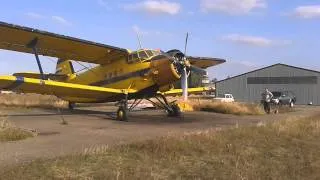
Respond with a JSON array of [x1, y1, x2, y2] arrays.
[[215, 63, 320, 105]]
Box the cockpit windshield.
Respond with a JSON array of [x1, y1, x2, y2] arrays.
[[127, 49, 161, 63]]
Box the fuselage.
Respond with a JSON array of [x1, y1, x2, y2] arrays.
[[60, 49, 182, 103]]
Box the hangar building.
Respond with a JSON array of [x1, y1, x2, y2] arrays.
[[215, 63, 320, 105]]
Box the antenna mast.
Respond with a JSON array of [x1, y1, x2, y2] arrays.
[[136, 31, 143, 49]]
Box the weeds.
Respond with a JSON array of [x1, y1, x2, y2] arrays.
[[0, 112, 35, 142]]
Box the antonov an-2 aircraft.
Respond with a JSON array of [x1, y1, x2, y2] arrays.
[[0, 21, 225, 121]]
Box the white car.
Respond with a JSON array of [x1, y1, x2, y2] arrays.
[[214, 94, 235, 102]]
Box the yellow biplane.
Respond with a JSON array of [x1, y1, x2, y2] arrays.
[[0, 21, 225, 121]]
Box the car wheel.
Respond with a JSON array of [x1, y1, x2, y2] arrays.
[[289, 101, 294, 108]]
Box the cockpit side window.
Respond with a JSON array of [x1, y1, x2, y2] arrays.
[[151, 50, 161, 56], [146, 50, 153, 57], [128, 52, 139, 63], [138, 51, 149, 60]]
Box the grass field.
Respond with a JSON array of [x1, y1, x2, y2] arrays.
[[1, 114, 319, 180], [190, 100, 265, 115]]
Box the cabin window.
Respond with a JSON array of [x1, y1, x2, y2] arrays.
[[128, 53, 139, 63], [152, 50, 161, 56], [138, 51, 149, 60], [146, 50, 153, 57]]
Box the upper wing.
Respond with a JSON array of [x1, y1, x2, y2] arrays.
[[0, 21, 128, 65], [0, 75, 136, 100], [187, 56, 226, 69]]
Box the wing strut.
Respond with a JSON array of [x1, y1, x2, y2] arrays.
[[27, 38, 45, 80]]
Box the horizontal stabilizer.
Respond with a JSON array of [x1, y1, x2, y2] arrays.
[[13, 72, 69, 80]]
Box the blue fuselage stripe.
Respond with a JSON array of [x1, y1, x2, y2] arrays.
[[90, 68, 150, 87], [5, 76, 25, 90]]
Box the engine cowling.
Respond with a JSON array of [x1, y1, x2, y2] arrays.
[[150, 56, 180, 87]]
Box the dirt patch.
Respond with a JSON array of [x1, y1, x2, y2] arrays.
[[38, 131, 60, 136]]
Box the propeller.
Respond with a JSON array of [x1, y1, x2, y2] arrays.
[[165, 33, 208, 101], [181, 33, 207, 101], [181, 33, 189, 101]]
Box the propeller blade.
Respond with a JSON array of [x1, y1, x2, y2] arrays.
[[181, 67, 188, 101], [182, 32, 189, 101], [184, 32, 189, 55]]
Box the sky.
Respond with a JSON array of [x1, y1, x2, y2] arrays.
[[0, 0, 320, 80]]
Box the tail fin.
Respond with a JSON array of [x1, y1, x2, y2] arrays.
[[55, 59, 75, 75]]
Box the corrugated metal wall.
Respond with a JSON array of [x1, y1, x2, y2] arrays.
[[215, 64, 320, 105]]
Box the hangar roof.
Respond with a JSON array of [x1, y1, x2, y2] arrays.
[[216, 63, 320, 83]]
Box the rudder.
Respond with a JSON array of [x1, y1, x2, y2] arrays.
[[56, 59, 75, 75]]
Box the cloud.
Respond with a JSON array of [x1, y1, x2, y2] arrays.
[[132, 25, 173, 37], [97, 0, 111, 9], [237, 60, 257, 67], [222, 34, 291, 47], [292, 5, 320, 19], [187, 11, 195, 15], [124, 0, 181, 15], [132, 25, 149, 35], [200, 0, 266, 15], [51, 16, 72, 26], [25, 12, 45, 19], [208, 60, 261, 80]]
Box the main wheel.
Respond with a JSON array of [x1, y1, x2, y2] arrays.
[[117, 106, 128, 121], [167, 104, 181, 117]]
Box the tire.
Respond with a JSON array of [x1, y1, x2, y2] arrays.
[[289, 101, 294, 108], [168, 104, 181, 117], [117, 106, 128, 121]]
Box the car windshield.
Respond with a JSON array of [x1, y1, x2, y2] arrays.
[[272, 91, 282, 97]]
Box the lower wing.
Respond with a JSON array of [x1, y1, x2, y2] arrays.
[[0, 76, 135, 101], [161, 87, 213, 96]]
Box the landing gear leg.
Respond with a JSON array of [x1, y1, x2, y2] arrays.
[[116, 94, 128, 121], [148, 95, 181, 117], [68, 102, 75, 110]]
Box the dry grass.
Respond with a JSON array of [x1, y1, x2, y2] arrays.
[[1, 114, 320, 180], [0, 93, 68, 109], [0, 128, 35, 142], [0, 117, 35, 142], [190, 100, 265, 115]]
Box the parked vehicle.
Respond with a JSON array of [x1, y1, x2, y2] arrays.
[[271, 91, 296, 107], [214, 94, 235, 102]]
